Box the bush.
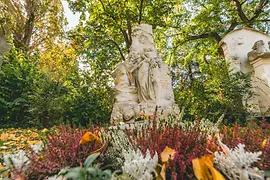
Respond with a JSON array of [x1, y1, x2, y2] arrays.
[[0, 48, 112, 128], [124, 119, 213, 180], [0, 48, 41, 127], [26, 124, 102, 179], [174, 58, 254, 125], [221, 120, 270, 170]]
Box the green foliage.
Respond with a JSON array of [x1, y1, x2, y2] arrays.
[[0, 0, 66, 51], [0, 48, 41, 127], [63, 72, 113, 126], [60, 153, 113, 180], [27, 76, 69, 127], [1, 0, 269, 127], [174, 58, 254, 124], [0, 48, 112, 128], [66, 0, 269, 124]]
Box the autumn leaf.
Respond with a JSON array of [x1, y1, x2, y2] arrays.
[[161, 146, 176, 163], [192, 155, 225, 180], [90, 141, 108, 155], [79, 132, 101, 145], [0, 133, 9, 141], [262, 139, 268, 147], [154, 146, 176, 180]]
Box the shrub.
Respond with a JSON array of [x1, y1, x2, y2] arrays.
[[0, 48, 41, 127], [26, 124, 102, 179], [124, 119, 213, 180], [221, 120, 270, 170]]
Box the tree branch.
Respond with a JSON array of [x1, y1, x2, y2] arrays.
[[22, 1, 35, 48], [233, 0, 250, 23], [186, 32, 221, 42], [98, 0, 131, 50], [138, 0, 144, 24], [249, 0, 269, 22], [225, 21, 238, 34], [258, 19, 270, 22], [107, 39, 125, 61], [126, 10, 132, 51]]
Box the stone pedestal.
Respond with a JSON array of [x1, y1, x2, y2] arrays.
[[250, 54, 270, 116]]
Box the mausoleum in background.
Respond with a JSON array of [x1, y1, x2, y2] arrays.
[[219, 28, 270, 117]]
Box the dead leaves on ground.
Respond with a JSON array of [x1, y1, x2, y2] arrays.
[[0, 128, 47, 154]]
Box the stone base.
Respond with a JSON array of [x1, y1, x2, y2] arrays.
[[110, 101, 180, 124], [110, 102, 140, 124]]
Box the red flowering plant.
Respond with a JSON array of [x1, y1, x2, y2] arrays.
[[220, 119, 270, 170], [124, 119, 215, 180], [26, 124, 102, 179]]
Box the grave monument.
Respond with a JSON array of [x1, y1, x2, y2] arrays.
[[219, 28, 270, 116], [110, 24, 179, 123]]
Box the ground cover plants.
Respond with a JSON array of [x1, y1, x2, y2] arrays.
[[0, 115, 269, 180]]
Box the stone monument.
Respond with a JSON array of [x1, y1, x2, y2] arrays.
[[248, 40, 270, 115], [110, 24, 179, 124], [219, 28, 270, 116]]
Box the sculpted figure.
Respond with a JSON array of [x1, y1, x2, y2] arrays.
[[248, 40, 269, 62], [110, 24, 179, 123], [137, 48, 158, 102]]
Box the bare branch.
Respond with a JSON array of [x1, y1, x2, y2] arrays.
[[138, 0, 144, 24], [240, 0, 248, 5], [225, 21, 238, 34], [233, 0, 250, 23], [258, 19, 270, 22]]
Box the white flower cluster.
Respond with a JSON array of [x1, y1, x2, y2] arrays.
[[122, 149, 158, 180], [2, 150, 29, 171], [214, 143, 263, 180], [161, 108, 223, 135], [1, 141, 43, 178], [102, 129, 135, 169], [166, 116, 222, 135]]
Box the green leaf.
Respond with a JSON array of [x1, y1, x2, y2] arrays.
[[83, 153, 100, 168]]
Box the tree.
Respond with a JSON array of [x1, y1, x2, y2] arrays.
[[67, 0, 269, 123], [0, 0, 66, 52]]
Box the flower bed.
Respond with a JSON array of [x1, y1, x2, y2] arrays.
[[0, 117, 269, 180]]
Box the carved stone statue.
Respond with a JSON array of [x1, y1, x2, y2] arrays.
[[110, 24, 179, 124], [248, 40, 270, 62]]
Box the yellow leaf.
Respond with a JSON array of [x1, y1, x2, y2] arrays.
[[154, 163, 167, 180], [192, 155, 225, 180], [0, 162, 9, 178], [161, 146, 175, 163], [0, 162, 4, 168], [3, 141, 14, 145], [0, 133, 9, 140], [80, 132, 101, 145], [262, 139, 268, 147], [160, 163, 168, 180], [41, 128, 48, 133], [90, 141, 107, 155], [9, 134, 16, 139]]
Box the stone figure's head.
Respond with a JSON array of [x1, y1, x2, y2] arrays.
[[130, 24, 155, 53], [132, 24, 153, 37], [252, 40, 265, 51]]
